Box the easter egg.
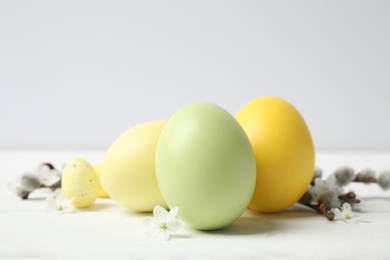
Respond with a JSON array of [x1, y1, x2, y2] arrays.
[[235, 96, 315, 213], [93, 164, 109, 198], [155, 102, 256, 230], [62, 158, 99, 208], [100, 120, 168, 212]]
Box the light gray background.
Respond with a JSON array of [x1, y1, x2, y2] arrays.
[[1, 1, 389, 150]]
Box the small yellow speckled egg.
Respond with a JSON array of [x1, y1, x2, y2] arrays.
[[62, 158, 99, 208]]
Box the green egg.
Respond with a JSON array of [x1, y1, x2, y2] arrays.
[[155, 102, 256, 230]]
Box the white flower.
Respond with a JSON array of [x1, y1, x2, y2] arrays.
[[44, 194, 74, 215], [7, 182, 29, 198], [332, 203, 359, 223], [312, 174, 343, 203], [143, 206, 184, 241], [35, 164, 61, 186]]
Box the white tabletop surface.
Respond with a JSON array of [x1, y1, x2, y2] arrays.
[[1, 150, 390, 259]]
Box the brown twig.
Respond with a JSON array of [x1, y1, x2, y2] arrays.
[[353, 174, 378, 184], [319, 204, 335, 220], [21, 192, 30, 200], [298, 201, 335, 220], [298, 191, 362, 221], [42, 163, 55, 170]]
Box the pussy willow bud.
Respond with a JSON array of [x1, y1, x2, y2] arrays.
[[311, 167, 323, 184], [20, 173, 41, 192], [334, 166, 355, 186], [356, 168, 376, 180], [321, 191, 341, 209], [378, 170, 390, 190], [16, 185, 29, 198]]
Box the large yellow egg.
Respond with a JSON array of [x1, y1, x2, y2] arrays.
[[100, 120, 168, 212], [235, 96, 315, 213]]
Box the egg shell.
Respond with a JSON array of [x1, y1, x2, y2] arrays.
[[100, 120, 168, 212], [62, 158, 99, 208], [155, 102, 256, 230], [93, 164, 109, 198], [235, 96, 315, 213]]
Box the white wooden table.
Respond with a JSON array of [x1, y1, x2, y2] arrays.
[[1, 150, 389, 259]]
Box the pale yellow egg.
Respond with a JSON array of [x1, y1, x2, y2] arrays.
[[100, 120, 167, 212]]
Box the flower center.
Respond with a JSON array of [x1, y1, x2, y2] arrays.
[[58, 205, 63, 211], [160, 222, 167, 230], [345, 214, 351, 219]]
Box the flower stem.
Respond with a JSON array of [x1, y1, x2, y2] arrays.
[[297, 201, 335, 220], [43, 163, 55, 170]]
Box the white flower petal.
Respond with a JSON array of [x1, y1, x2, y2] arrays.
[[145, 226, 163, 239], [332, 202, 361, 224], [56, 193, 67, 201], [158, 229, 170, 241], [349, 211, 357, 218], [166, 206, 179, 224], [43, 176, 60, 187], [39, 164, 50, 171], [143, 217, 159, 228], [331, 208, 343, 219], [68, 196, 75, 204], [61, 196, 75, 208], [7, 182, 24, 196], [35, 164, 61, 186], [54, 209, 65, 215], [44, 193, 73, 215], [342, 203, 352, 212], [341, 214, 357, 223], [46, 196, 57, 209], [153, 205, 168, 222], [143, 205, 184, 241], [60, 197, 74, 211], [167, 220, 184, 234]]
